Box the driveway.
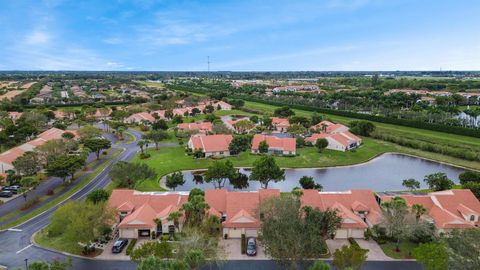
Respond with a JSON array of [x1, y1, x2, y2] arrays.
[[356, 239, 391, 261], [326, 239, 392, 261], [220, 238, 268, 260]]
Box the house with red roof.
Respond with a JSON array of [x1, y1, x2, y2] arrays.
[[212, 101, 232, 110], [301, 189, 382, 238], [379, 189, 480, 232], [7, 112, 23, 122], [306, 120, 362, 151], [306, 131, 362, 152], [205, 189, 280, 238], [187, 134, 233, 157], [125, 112, 156, 124], [177, 122, 213, 134], [251, 134, 296, 155], [271, 117, 290, 132], [108, 188, 280, 239], [0, 128, 76, 173], [108, 189, 190, 238]]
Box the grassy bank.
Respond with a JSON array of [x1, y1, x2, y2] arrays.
[[0, 149, 123, 230], [35, 230, 84, 255]]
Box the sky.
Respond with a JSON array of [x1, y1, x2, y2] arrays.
[[1, 0, 480, 71]]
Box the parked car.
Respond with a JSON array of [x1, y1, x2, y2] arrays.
[[112, 239, 128, 253], [246, 237, 257, 256], [3, 185, 20, 194], [0, 190, 13, 198]]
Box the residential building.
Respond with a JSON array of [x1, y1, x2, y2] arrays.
[[125, 112, 156, 124], [108, 188, 280, 239], [7, 112, 23, 122], [272, 85, 320, 93], [0, 128, 76, 173], [212, 101, 232, 110], [108, 189, 189, 238], [271, 117, 290, 132], [187, 134, 233, 157], [177, 122, 213, 134], [205, 189, 280, 238], [379, 189, 480, 232], [251, 134, 296, 155], [306, 131, 362, 152], [301, 189, 382, 239]]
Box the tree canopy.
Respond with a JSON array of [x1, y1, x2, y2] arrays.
[[250, 155, 285, 188], [109, 161, 157, 188]]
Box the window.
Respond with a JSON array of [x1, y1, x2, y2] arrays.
[[220, 151, 224, 155], [471, 215, 475, 222]]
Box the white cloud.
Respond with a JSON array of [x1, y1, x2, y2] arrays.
[[24, 30, 52, 45], [103, 37, 123, 44]]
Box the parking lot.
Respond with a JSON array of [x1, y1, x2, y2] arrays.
[[220, 238, 268, 260]]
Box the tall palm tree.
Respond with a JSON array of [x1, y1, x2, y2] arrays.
[[412, 204, 427, 223], [167, 211, 183, 232]]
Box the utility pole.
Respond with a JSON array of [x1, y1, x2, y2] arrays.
[[207, 56, 210, 72]]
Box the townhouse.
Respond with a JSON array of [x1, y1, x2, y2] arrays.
[[306, 121, 362, 151], [0, 127, 76, 173], [125, 112, 156, 124], [251, 134, 296, 155], [177, 122, 213, 134], [379, 189, 480, 233], [187, 134, 233, 157], [107, 188, 382, 240], [271, 117, 290, 132]]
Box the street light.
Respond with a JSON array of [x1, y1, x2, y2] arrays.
[[24, 258, 28, 270]]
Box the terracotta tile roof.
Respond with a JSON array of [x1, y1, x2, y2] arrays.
[[380, 189, 480, 229], [301, 189, 381, 229], [8, 112, 23, 120], [177, 122, 213, 132], [251, 134, 296, 152], [189, 134, 233, 153], [271, 117, 290, 128], [0, 147, 26, 164], [305, 133, 329, 143]]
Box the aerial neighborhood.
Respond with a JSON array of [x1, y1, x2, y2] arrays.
[[1, 73, 480, 270]]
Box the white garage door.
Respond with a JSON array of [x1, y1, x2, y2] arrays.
[[351, 229, 364, 239], [228, 228, 242, 238], [245, 229, 258, 237], [120, 229, 135, 239], [335, 229, 348, 239]]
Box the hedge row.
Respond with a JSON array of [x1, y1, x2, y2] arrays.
[[371, 132, 480, 161]]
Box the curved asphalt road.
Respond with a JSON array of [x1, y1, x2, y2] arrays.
[[0, 128, 422, 270]]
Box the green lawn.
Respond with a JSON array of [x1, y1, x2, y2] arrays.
[[35, 230, 84, 255], [243, 101, 480, 147], [380, 241, 418, 259]]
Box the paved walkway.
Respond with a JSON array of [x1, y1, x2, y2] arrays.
[[326, 239, 392, 261]]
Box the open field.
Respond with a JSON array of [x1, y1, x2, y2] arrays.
[[0, 90, 24, 100]]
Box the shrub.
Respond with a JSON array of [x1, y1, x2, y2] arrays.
[[21, 196, 40, 210], [241, 234, 246, 254], [46, 189, 54, 196], [140, 153, 151, 159], [459, 171, 480, 185], [126, 239, 137, 255], [364, 228, 373, 240], [102, 151, 108, 155], [348, 237, 360, 248], [82, 245, 96, 255], [224, 233, 228, 239], [409, 223, 436, 244]]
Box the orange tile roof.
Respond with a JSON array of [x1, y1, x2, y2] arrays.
[[305, 133, 329, 143], [177, 122, 213, 132], [0, 147, 26, 164], [189, 134, 233, 153], [271, 117, 290, 128], [380, 189, 480, 229], [301, 189, 381, 229], [129, 112, 155, 122], [251, 134, 296, 152]]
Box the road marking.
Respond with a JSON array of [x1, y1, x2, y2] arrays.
[[16, 244, 32, 254], [7, 228, 22, 232]]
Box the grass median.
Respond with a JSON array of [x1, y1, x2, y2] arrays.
[[0, 149, 123, 230]]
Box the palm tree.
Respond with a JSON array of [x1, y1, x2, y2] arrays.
[[167, 211, 183, 232], [412, 204, 427, 223], [137, 139, 148, 154]]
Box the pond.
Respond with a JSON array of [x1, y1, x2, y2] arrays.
[[173, 153, 466, 192]]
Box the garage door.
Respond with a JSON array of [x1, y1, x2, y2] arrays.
[[335, 229, 348, 239], [351, 229, 364, 239], [245, 229, 258, 237], [228, 228, 242, 238], [120, 229, 135, 239]]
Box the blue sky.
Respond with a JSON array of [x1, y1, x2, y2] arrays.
[[1, 0, 479, 71]]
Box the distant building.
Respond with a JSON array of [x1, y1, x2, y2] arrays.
[[271, 117, 290, 133], [272, 85, 320, 93], [125, 112, 156, 124], [177, 122, 213, 134], [306, 121, 362, 151]]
